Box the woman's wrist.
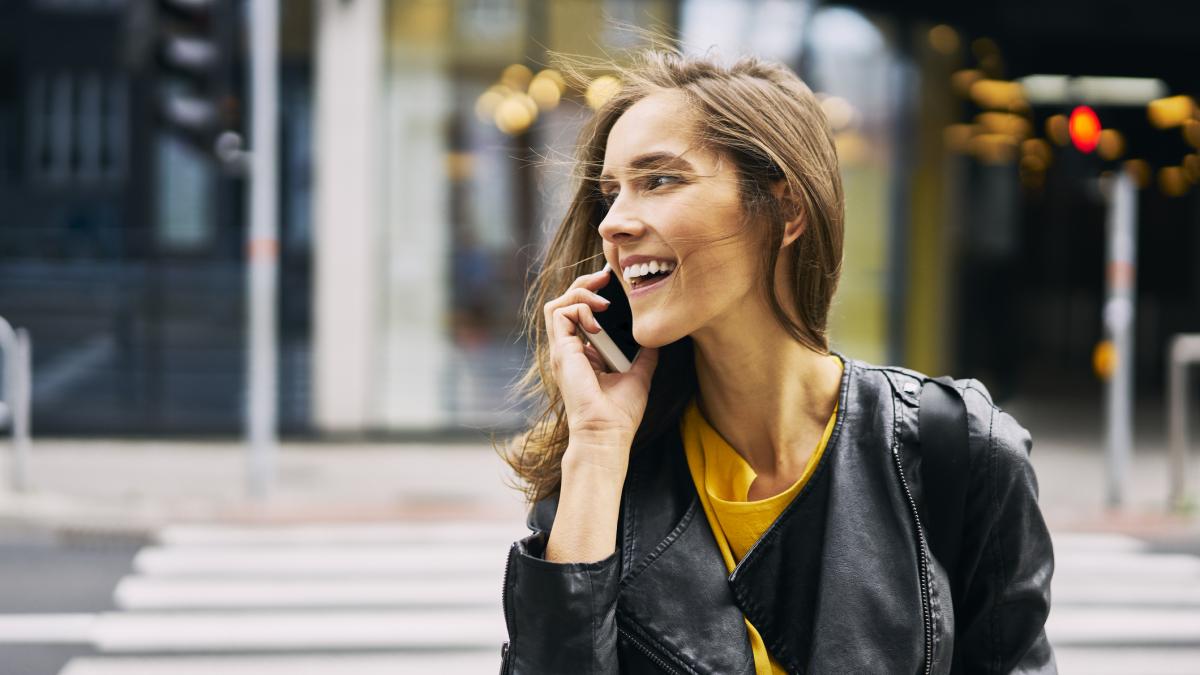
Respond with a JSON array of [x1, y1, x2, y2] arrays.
[[562, 439, 630, 483]]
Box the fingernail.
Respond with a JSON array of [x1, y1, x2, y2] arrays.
[[599, 297, 611, 305]]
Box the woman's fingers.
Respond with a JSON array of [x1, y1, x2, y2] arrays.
[[551, 303, 601, 346], [543, 285, 611, 341]]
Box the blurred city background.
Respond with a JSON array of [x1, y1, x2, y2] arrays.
[[1, 0, 1199, 673]]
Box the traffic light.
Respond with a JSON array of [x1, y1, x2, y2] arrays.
[[152, 0, 238, 158], [1069, 106, 1101, 153]]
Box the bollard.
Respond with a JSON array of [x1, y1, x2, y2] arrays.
[[1167, 334, 1200, 511]]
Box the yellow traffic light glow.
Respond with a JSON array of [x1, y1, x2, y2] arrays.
[[1093, 340, 1116, 380]]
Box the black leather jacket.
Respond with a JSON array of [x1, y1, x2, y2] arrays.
[[500, 353, 1056, 674]]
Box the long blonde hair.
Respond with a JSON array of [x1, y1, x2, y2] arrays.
[[495, 44, 845, 505]]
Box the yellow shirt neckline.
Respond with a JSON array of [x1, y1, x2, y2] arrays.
[[678, 353, 844, 675]]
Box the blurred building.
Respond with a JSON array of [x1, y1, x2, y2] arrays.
[[0, 0, 1197, 437]]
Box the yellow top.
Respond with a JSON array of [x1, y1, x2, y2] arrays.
[[679, 354, 842, 675]]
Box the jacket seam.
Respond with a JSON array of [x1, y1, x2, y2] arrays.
[[985, 402, 1004, 673], [586, 564, 598, 675], [623, 457, 641, 578]]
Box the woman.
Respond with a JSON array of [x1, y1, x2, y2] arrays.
[[497, 46, 1055, 675]]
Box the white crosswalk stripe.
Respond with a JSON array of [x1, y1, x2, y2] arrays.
[[37, 520, 528, 675], [1047, 533, 1200, 674], [4, 527, 1196, 673]]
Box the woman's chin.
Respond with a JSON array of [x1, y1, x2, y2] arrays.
[[632, 321, 679, 349]]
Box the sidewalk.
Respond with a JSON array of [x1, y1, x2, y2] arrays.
[[0, 439, 529, 536], [0, 406, 1197, 541]]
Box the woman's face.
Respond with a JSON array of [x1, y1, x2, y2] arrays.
[[599, 90, 762, 349]]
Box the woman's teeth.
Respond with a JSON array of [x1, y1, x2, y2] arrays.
[[623, 260, 676, 285]]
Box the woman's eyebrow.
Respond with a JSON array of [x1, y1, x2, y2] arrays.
[[598, 152, 694, 188]]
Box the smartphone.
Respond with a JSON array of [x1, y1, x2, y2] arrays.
[[579, 262, 641, 372]]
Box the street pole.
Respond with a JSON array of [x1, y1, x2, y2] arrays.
[[246, 0, 279, 499], [1102, 169, 1137, 508]]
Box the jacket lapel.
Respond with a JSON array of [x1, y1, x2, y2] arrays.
[[617, 425, 757, 675]]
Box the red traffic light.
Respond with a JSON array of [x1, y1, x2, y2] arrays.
[[1069, 106, 1101, 153]]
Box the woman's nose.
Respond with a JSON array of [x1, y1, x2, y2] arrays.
[[597, 202, 646, 242]]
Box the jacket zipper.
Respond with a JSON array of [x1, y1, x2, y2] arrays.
[[617, 624, 687, 675], [500, 542, 516, 674], [890, 441, 934, 675]]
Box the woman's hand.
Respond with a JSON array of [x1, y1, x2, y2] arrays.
[[543, 265, 659, 471]]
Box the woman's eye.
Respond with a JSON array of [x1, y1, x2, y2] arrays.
[[598, 175, 679, 210], [647, 174, 680, 189]]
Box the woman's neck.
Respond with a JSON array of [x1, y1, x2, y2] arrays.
[[690, 315, 842, 482]]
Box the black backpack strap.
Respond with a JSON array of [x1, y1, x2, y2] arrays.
[[918, 376, 970, 609]]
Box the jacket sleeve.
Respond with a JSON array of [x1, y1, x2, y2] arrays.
[[953, 384, 1057, 674], [500, 495, 623, 675]]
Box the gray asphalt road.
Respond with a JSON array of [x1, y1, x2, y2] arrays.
[[0, 523, 146, 675]]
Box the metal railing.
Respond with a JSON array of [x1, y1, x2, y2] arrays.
[[1168, 333, 1200, 511], [0, 316, 31, 493]]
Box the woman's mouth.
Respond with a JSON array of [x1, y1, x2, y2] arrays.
[[627, 266, 675, 297]]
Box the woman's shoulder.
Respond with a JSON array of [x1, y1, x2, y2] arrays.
[[840, 352, 1032, 461]]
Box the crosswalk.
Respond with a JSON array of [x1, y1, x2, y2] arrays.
[[1047, 532, 1200, 674], [14, 521, 524, 674], [0, 525, 1197, 673]]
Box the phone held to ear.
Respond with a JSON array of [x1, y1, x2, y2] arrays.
[[579, 262, 641, 373]]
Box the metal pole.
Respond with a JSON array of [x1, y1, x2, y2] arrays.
[[12, 328, 31, 493], [246, 0, 279, 499], [0, 318, 32, 493], [1102, 169, 1137, 508], [1167, 334, 1200, 510]]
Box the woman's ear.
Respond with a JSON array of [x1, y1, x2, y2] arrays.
[[771, 178, 806, 248]]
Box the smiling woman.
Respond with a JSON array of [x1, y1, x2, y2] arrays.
[[495, 37, 1054, 675]]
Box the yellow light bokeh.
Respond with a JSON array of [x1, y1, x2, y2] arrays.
[[1147, 95, 1196, 129], [585, 75, 621, 110], [474, 85, 509, 124], [1020, 154, 1046, 173], [928, 24, 960, 56], [969, 79, 1024, 110], [1123, 159, 1150, 189], [943, 123, 978, 153], [821, 96, 858, 131], [971, 37, 1000, 61], [950, 69, 982, 97], [1046, 115, 1070, 146], [1184, 119, 1200, 148], [494, 93, 537, 135], [1158, 165, 1190, 197], [976, 112, 1031, 139], [500, 64, 533, 93], [528, 76, 561, 110], [1183, 153, 1200, 183], [1022, 138, 1053, 166], [1097, 129, 1125, 161]]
